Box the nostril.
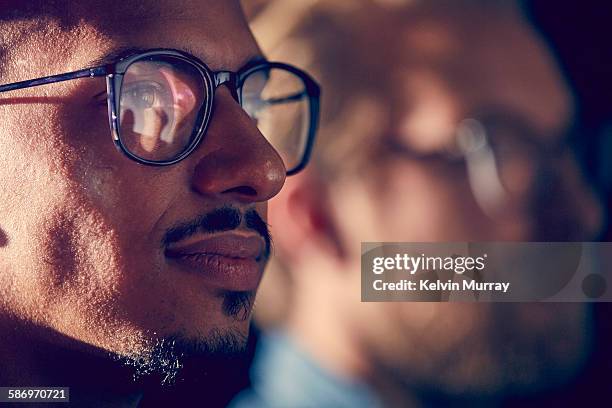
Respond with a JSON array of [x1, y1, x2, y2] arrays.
[[222, 186, 258, 196]]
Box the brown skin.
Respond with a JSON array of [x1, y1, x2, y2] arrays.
[[267, 2, 601, 405], [0, 0, 285, 404]]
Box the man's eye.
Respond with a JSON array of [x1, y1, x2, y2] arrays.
[[124, 82, 168, 109]]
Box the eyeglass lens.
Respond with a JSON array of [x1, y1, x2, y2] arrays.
[[119, 55, 312, 171], [119, 55, 208, 162], [241, 66, 311, 172]]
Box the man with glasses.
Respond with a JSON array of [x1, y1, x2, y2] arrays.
[[0, 0, 318, 406], [234, 0, 603, 406]]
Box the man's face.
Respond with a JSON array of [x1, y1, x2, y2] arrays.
[[320, 7, 600, 394], [330, 7, 599, 244], [0, 0, 285, 373]]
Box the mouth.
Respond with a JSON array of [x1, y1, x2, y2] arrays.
[[164, 233, 266, 291]]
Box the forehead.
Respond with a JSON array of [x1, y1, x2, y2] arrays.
[[312, 3, 571, 150], [7, 0, 259, 74], [395, 8, 571, 135]]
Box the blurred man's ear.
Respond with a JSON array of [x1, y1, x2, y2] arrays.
[[269, 168, 345, 265]]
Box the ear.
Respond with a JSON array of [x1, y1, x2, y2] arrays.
[[268, 168, 345, 264]]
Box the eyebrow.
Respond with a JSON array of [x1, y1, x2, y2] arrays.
[[85, 46, 267, 72], [86, 46, 149, 68]]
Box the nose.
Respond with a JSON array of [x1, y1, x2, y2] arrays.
[[190, 88, 286, 203]]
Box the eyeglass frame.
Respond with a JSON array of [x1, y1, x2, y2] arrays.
[[0, 48, 320, 175]]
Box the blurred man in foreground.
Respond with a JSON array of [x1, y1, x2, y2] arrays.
[[0, 0, 319, 406], [233, 0, 602, 406]]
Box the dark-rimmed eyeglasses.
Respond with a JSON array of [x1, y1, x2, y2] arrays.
[[0, 48, 320, 174]]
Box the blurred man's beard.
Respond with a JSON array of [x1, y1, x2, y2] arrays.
[[386, 303, 590, 399]]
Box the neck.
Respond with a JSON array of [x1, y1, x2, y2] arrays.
[[286, 269, 372, 381], [0, 317, 144, 406], [286, 267, 421, 407], [0, 317, 255, 408]]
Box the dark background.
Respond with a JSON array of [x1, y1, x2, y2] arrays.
[[512, 2, 612, 405]]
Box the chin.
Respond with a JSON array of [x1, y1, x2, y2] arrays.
[[171, 288, 257, 339], [113, 273, 258, 337], [94, 318, 251, 387]]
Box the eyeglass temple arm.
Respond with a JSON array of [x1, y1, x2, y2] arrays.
[[0, 66, 108, 93]]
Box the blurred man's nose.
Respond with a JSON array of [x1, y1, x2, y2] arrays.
[[190, 88, 287, 203]]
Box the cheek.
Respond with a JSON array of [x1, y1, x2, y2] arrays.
[[380, 165, 471, 239], [39, 207, 124, 304], [59, 95, 175, 241], [333, 162, 488, 243], [0, 102, 165, 320], [0, 174, 126, 330], [2, 169, 170, 351]]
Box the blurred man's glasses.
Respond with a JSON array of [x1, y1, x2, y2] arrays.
[[382, 113, 571, 218], [454, 116, 567, 218], [0, 48, 320, 174]]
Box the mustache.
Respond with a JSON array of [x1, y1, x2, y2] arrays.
[[161, 206, 272, 260]]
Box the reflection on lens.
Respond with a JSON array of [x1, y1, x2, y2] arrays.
[[119, 56, 207, 162], [241, 67, 311, 172]]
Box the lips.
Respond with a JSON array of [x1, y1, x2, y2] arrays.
[[165, 234, 266, 291]]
